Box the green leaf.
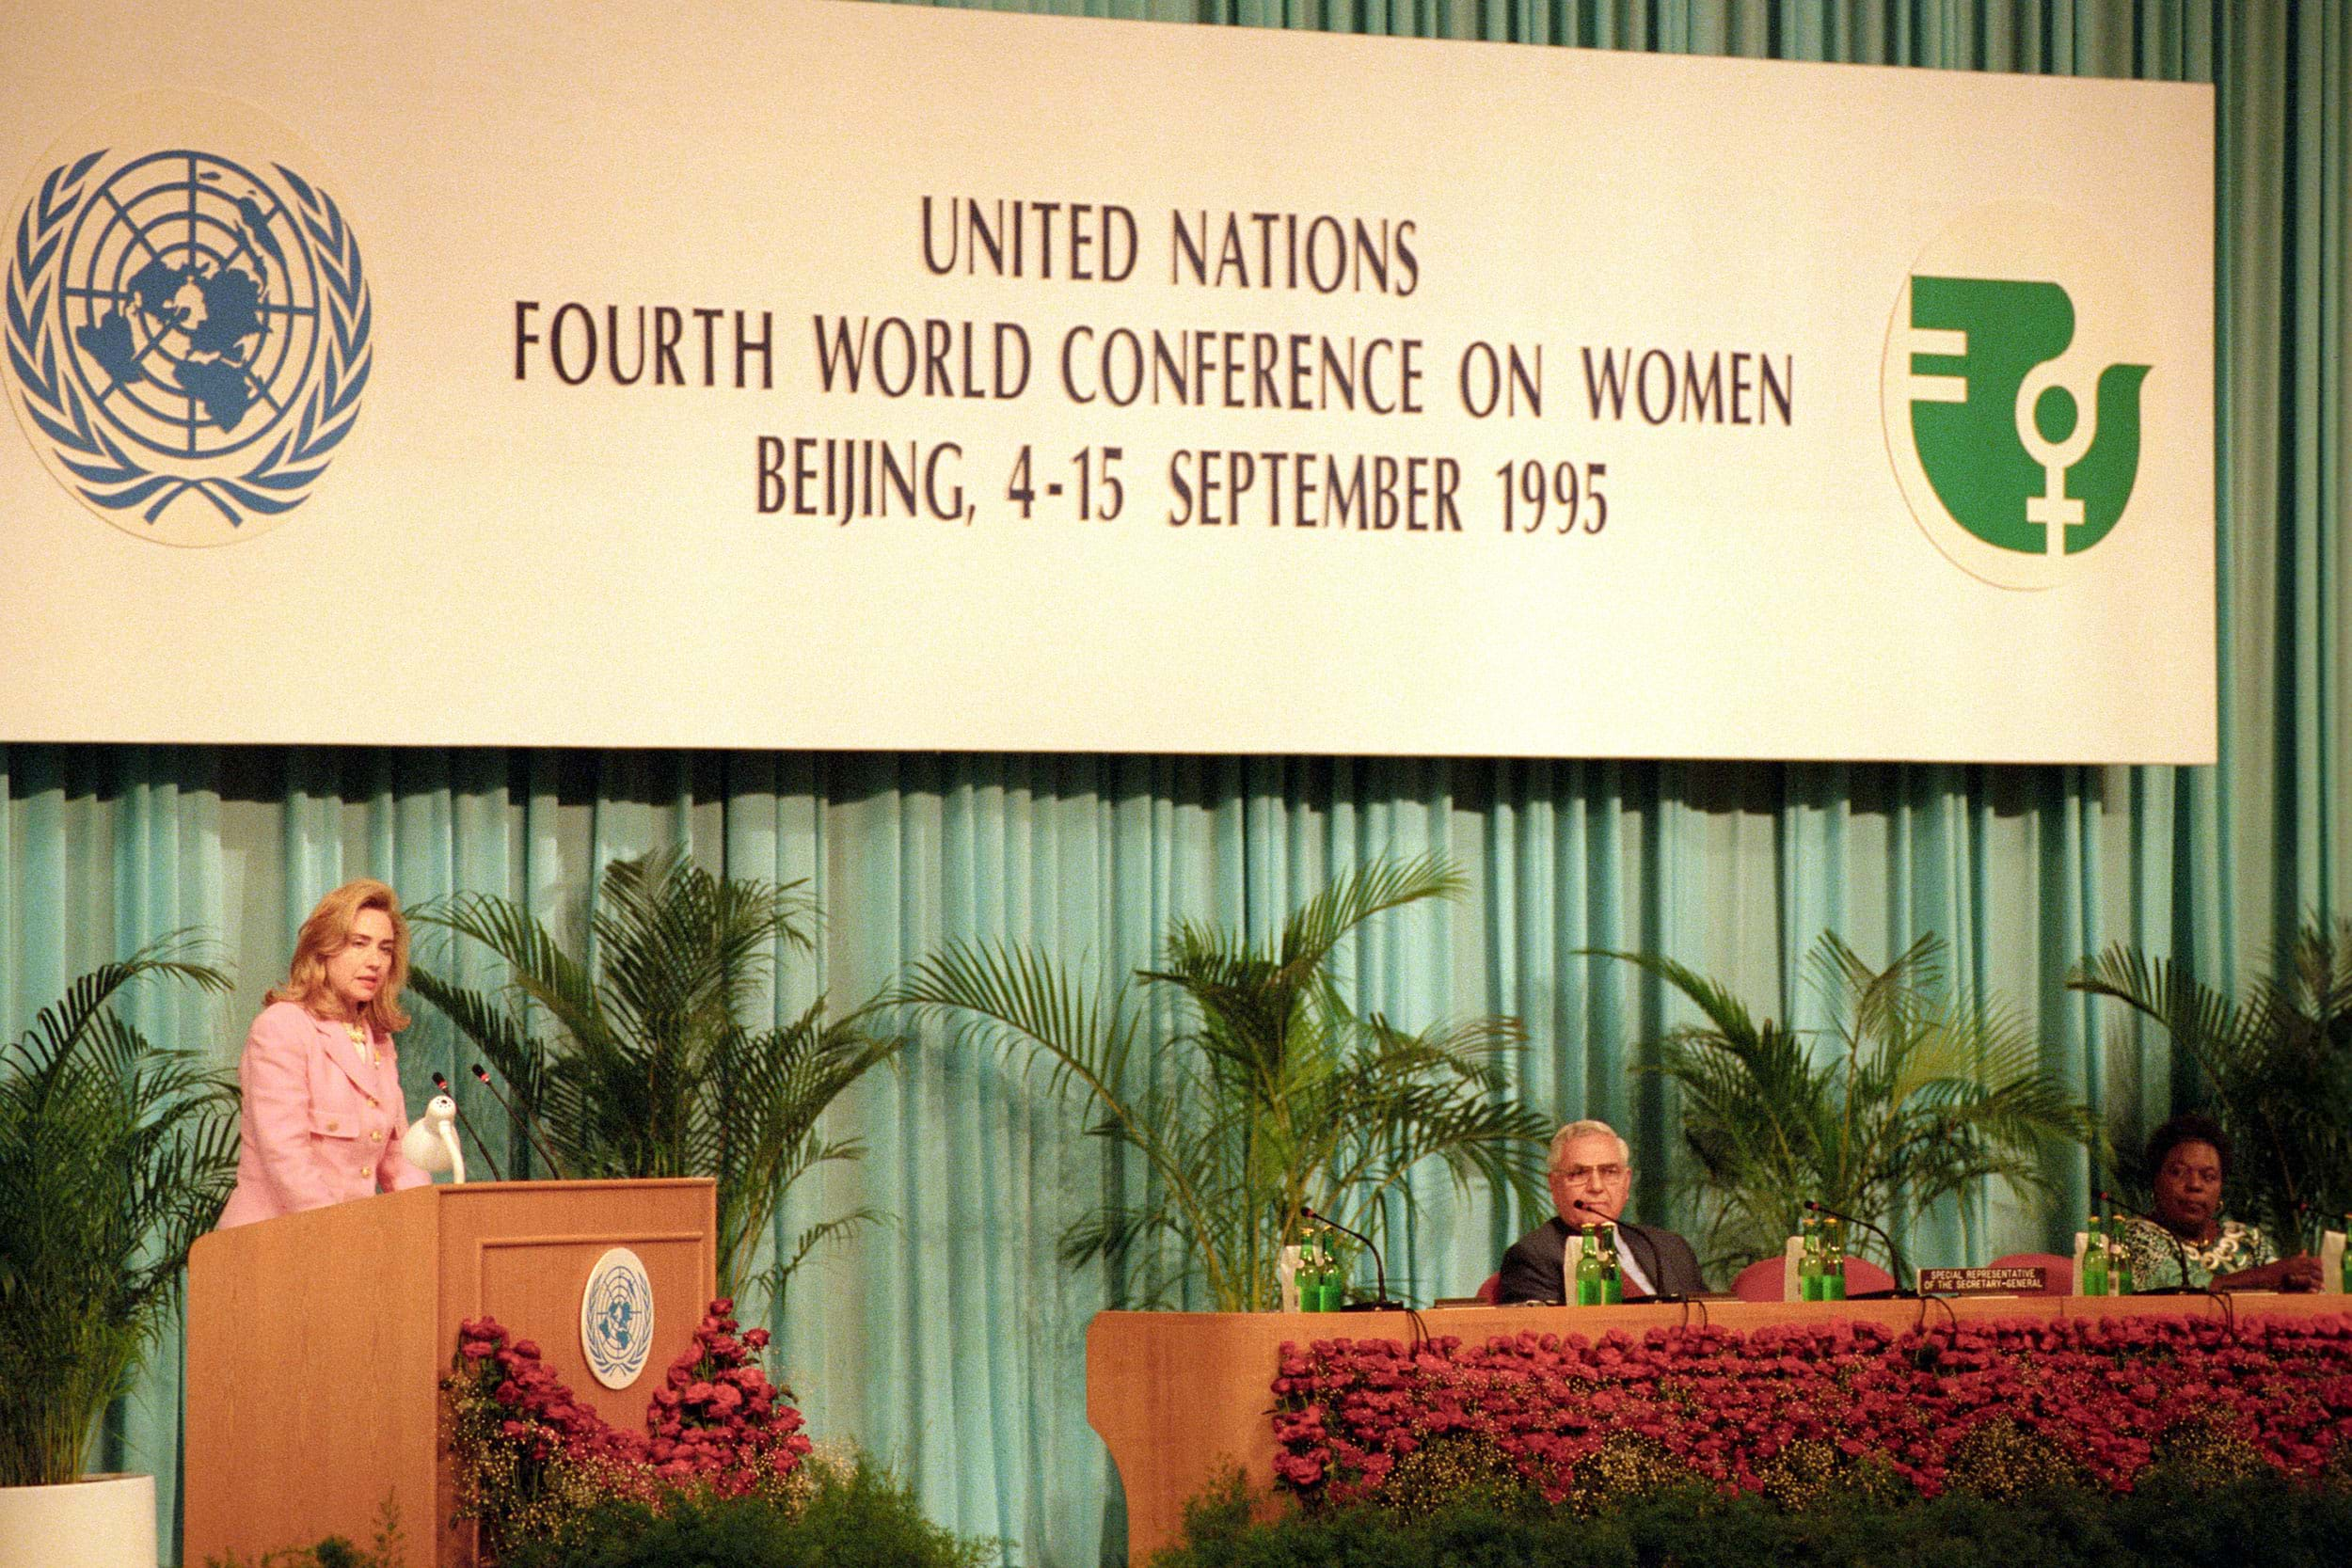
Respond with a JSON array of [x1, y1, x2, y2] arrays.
[[407, 852, 898, 1297], [896, 857, 1546, 1312], [1600, 930, 2093, 1275]]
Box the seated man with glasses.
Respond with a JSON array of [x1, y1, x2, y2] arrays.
[[1497, 1118, 1706, 1303]]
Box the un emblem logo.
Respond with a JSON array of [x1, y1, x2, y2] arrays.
[[5, 96, 371, 546], [580, 1247, 656, 1390]]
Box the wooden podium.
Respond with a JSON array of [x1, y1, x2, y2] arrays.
[[185, 1180, 716, 1568]]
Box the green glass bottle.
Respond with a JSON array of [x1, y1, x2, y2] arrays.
[[2108, 1211, 2135, 1296], [2081, 1212, 2108, 1297], [1575, 1224, 1607, 1307], [1314, 1232, 1344, 1312], [1600, 1226, 1624, 1305], [1799, 1213, 1822, 1302], [1821, 1216, 1847, 1301]]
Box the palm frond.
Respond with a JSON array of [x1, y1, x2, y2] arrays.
[[0, 949, 237, 1485], [907, 855, 1542, 1311], [894, 942, 1142, 1112], [1605, 930, 2093, 1276], [1582, 946, 1766, 1047], [409, 857, 894, 1297]]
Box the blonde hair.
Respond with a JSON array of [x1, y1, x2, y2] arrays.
[[268, 879, 412, 1033]]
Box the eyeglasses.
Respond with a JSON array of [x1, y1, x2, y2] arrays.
[[1559, 1164, 1628, 1184]]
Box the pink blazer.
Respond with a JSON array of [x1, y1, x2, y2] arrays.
[[215, 1000, 431, 1228]]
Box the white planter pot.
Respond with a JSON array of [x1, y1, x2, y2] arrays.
[[0, 1474, 155, 1568]]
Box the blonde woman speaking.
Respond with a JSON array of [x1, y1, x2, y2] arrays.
[[216, 879, 430, 1227]]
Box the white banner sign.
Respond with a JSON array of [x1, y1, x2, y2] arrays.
[[0, 0, 2215, 760]]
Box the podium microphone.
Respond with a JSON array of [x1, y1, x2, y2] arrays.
[[2095, 1190, 2201, 1293], [471, 1064, 570, 1180], [1804, 1200, 1916, 1297], [1299, 1205, 1406, 1312], [430, 1071, 504, 1181]]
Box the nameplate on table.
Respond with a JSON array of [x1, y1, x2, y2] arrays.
[[1918, 1266, 2047, 1295]]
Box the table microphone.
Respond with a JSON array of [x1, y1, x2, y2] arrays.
[[1803, 1199, 1916, 1297], [2095, 1190, 2201, 1293], [1299, 1205, 1405, 1311], [472, 1064, 571, 1180], [430, 1071, 504, 1180]]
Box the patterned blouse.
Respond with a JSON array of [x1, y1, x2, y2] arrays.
[[2111, 1214, 2276, 1290]]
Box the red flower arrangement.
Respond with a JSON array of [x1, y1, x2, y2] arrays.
[[1271, 1314, 2352, 1509], [446, 1298, 813, 1548]]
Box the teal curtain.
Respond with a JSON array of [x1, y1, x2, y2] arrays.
[[3, 4, 2343, 1564]]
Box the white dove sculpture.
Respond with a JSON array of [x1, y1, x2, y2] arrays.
[[399, 1093, 466, 1184]]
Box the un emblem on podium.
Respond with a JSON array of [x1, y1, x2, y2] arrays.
[[580, 1247, 656, 1390], [4, 93, 372, 546]]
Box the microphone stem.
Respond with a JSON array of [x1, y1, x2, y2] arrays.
[[453, 1107, 506, 1181], [1301, 1205, 1399, 1309], [431, 1078, 505, 1181], [1807, 1202, 1913, 1295], [474, 1067, 569, 1180]]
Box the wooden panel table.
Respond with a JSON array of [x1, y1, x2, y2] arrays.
[[1087, 1292, 2346, 1561]]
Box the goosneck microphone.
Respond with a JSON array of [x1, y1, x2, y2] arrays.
[[1803, 1199, 1916, 1297], [430, 1070, 505, 1180], [471, 1064, 571, 1180], [2095, 1190, 2201, 1293], [1299, 1205, 1405, 1312]]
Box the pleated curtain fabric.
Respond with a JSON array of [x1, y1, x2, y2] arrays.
[[2, 4, 2344, 1564]]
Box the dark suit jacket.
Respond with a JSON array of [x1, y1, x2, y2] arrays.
[[1497, 1215, 1706, 1303]]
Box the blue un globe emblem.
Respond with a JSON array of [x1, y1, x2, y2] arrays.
[[67, 150, 317, 458], [6, 143, 371, 541], [580, 1247, 657, 1390]]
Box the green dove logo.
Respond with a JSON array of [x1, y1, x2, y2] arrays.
[[1883, 204, 2157, 590]]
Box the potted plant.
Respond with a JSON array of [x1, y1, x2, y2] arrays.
[[407, 849, 905, 1305], [2068, 917, 2352, 1243], [1592, 932, 2096, 1275], [0, 942, 237, 1568], [895, 856, 1551, 1309]]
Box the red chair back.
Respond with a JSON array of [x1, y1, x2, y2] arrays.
[[1731, 1257, 1783, 1301], [1989, 1251, 2074, 1295], [1730, 1254, 1898, 1301], [1475, 1272, 1501, 1304], [1843, 1257, 1897, 1294]]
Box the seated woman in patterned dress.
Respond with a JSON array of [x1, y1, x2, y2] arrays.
[[2114, 1113, 2321, 1291]]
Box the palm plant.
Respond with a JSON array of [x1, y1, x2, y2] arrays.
[[406, 851, 904, 1305], [0, 941, 237, 1487], [2068, 918, 2352, 1244], [1594, 932, 2095, 1274], [894, 856, 1552, 1311]]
